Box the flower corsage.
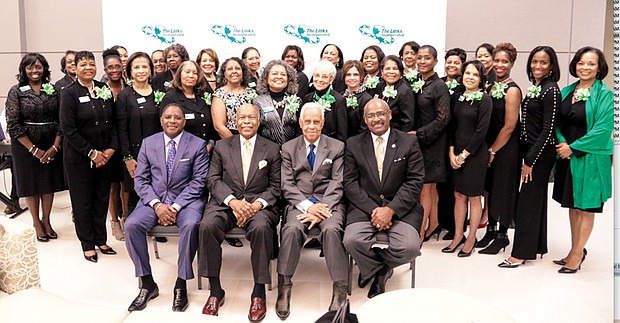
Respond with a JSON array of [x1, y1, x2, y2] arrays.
[[411, 79, 425, 93], [93, 86, 113, 100], [382, 85, 397, 99], [573, 88, 590, 102], [245, 91, 258, 103], [203, 92, 212, 105], [526, 85, 541, 99], [41, 83, 55, 96], [346, 95, 359, 109], [314, 89, 336, 112], [285, 94, 301, 113], [404, 69, 419, 83], [365, 75, 380, 89], [445, 79, 459, 95], [154, 90, 165, 105], [490, 82, 508, 99], [458, 90, 484, 105]]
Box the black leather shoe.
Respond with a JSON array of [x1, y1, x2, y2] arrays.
[[37, 235, 50, 242], [441, 237, 466, 253], [47, 230, 58, 239], [172, 288, 188, 312], [97, 246, 117, 255], [304, 238, 322, 249], [83, 251, 98, 263], [155, 237, 167, 243], [475, 228, 496, 248], [479, 233, 509, 255], [276, 274, 292, 320], [128, 285, 159, 311], [328, 281, 348, 311], [357, 273, 372, 289], [442, 231, 454, 241], [367, 267, 393, 298]]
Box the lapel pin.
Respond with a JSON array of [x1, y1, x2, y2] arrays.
[[391, 144, 396, 148]]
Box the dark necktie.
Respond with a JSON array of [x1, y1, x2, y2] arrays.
[[308, 143, 316, 170]]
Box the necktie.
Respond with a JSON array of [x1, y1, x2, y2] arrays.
[[308, 143, 316, 170], [376, 137, 384, 181], [242, 139, 252, 184], [164, 140, 176, 204]]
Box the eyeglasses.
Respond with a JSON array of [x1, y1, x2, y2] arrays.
[[364, 111, 388, 119], [105, 65, 123, 72]]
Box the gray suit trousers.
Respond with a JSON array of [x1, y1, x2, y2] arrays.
[[198, 209, 276, 285], [277, 208, 348, 282], [343, 221, 420, 281]]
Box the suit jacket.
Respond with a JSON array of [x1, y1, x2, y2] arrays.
[[281, 134, 344, 212], [344, 129, 424, 231], [134, 131, 209, 212], [206, 134, 281, 217], [116, 86, 161, 159]]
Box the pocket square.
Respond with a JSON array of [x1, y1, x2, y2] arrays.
[[180, 158, 190, 162], [322, 158, 333, 166], [394, 157, 405, 162], [258, 160, 268, 169]]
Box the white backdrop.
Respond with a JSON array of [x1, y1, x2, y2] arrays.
[[101, 0, 447, 76]]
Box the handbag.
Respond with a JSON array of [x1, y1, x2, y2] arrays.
[[314, 299, 359, 323]]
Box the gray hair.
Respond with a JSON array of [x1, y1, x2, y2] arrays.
[[256, 59, 298, 95], [299, 102, 325, 120], [313, 60, 337, 78]]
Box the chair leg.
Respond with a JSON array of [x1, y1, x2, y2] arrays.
[[268, 259, 275, 291], [347, 255, 353, 295], [198, 276, 203, 290], [410, 259, 416, 288], [152, 236, 160, 259]]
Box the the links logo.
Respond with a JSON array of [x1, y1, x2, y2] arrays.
[[142, 25, 184, 44], [359, 25, 404, 44], [212, 25, 255, 44], [284, 25, 330, 44]]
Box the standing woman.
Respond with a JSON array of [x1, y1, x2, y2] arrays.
[[242, 47, 261, 89], [254, 59, 301, 145], [499, 46, 560, 268], [152, 43, 190, 92], [400, 41, 420, 75], [5, 53, 65, 241], [211, 57, 256, 139], [437, 48, 467, 241], [282, 45, 309, 99], [60, 51, 118, 262], [197, 48, 219, 94], [151, 50, 167, 76], [360, 45, 385, 97], [552, 47, 612, 273], [56, 50, 77, 91], [116, 52, 162, 231], [159, 60, 217, 150], [412, 45, 450, 242], [304, 60, 348, 142], [443, 60, 492, 257], [342, 60, 372, 137], [477, 43, 521, 254], [316, 44, 346, 93], [373, 55, 416, 133], [476, 43, 496, 88]]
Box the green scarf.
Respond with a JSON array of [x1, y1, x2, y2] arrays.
[[557, 79, 613, 209]]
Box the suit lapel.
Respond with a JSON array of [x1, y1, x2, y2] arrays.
[[380, 131, 398, 187], [296, 137, 312, 173], [361, 132, 381, 187], [245, 136, 266, 186], [155, 133, 167, 181], [229, 136, 244, 185], [312, 136, 328, 176]]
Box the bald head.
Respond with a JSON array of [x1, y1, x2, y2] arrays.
[[363, 98, 392, 136]]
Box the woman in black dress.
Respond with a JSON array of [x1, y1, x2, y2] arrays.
[[304, 60, 347, 142], [152, 43, 189, 92], [116, 52, 162, 232], [60, 51, 118, 262], [159, 60, 217, 151], [360, 45, 385, 97], [282, 45, 309, 99], [442, 60, 492, 257], [372, 55, 416, 133], [254, 59, 301, 145], [476, 43, 496, 88], [552, 47, 613, 274], [341, 60, 372, 137], [499, 46, 560, 268], [197, 48, 219, 94], [6, 53, 65, 242], [477, 43, 521, 254], [413, 45, 450, 242]]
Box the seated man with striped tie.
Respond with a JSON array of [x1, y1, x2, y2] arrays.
[[124, 103, 210, 312], [276, 102, 348, 319], [343, 98, 424, 298]]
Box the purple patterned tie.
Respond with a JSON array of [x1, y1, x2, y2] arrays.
[[164, 140, 176, 204]]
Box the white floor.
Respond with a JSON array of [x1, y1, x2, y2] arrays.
[[6, 185, 614, 323]]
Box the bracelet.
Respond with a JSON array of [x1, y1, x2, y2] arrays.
[[208, 140, 216, 147], [154, 203, 163, 212], [488, 148, 496, 155], [51, 145, 59, 153], [459, 152, 467, 160], [32, 147, 39, 156], [28, 145, 36, 153], [89, 150, 98, 161], [122, 155, 134, 162]]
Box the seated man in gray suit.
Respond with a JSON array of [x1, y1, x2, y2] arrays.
[[199, 103, 281, 323], [276, 102, 348, 319], [124, 103, 210, 312], [343, 98, 424, 298]]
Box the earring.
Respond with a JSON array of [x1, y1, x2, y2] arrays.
[[549, 70, 552, 76]]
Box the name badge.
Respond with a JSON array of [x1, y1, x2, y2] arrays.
[[225, 99, 236, 106], [262, 106, 275, 113], [185, 113, 195, 120], [19, 85, 31, 92], [137, 97, 146, 104], [79, 96, 91, 103], [164, 81, 171, 88], [248, 82, 256, 88]]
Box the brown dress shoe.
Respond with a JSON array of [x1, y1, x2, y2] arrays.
[[248, 297, 267, 322], [202, 295, 224, 316]]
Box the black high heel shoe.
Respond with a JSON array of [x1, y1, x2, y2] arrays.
[[498, 258, 526, 268], [441, 236, 466, 253], [423, 226, 442, 242], [558, 249, 587, 274], [47, 230, 58, 239], [37, 235, 50, 242], [458, 244, 475, 257], [479, 233, 510, 255], [84, 251, 98, 263], [553, 248, 587, 266], [97, 245, 117, 255]]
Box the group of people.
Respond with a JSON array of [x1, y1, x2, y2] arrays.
[[3, 40, 612, 322]]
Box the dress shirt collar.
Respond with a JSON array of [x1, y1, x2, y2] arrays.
[[164, 131, 183, 147], [303, 136, 320, 154], [240, 134, 258, 149], [370, 127, 391, 145]]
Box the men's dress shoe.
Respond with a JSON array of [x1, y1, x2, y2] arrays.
[[97, 246, 117, 255], [249, 297, 267, 322], [367, 268, 393, 298], [304, 238, 322, 249], [172, 288, 188, 312], [329, 281, 348, 311], [128, 285, 159, 311], [155, 237, 167, 243], [357, 273, 372, 289], [276, 275, 293, 320], [202, 294, 225, 316]]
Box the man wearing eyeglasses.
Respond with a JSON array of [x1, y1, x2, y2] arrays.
[[343, 98, 424, 298], [198, 103, 281, 322]]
